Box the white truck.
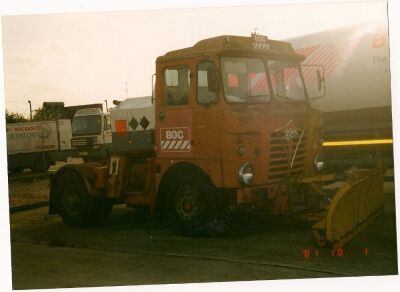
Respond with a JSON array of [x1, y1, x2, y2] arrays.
[[71, 107, 112, 161], [6, 119, 73, 173]]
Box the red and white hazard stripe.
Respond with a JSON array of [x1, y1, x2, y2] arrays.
[[161, 140, 190, 151], [298, 42, 348, 82]]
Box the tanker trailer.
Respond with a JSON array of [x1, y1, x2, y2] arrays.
[[289, 22, 392, 170]]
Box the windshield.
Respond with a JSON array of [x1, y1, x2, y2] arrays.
[[268, 60, 306, 101], [221, 57, 271, 103], [72, 115, 102, 135]]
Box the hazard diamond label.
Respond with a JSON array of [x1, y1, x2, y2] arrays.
[[160, 127, 191, 152]]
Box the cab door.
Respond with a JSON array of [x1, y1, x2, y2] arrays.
[[192, 59, 222, 160], [155, 61, 194, 159]]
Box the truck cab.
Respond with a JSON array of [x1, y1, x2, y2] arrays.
[[154, 34, 324, 215], [71, 108, 112, 161]]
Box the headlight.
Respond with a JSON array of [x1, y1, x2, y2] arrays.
[[314, 153, 325, 171], [238, 162, 254, 185]]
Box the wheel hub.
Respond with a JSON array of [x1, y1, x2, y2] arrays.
[[63, 188, 81, 216], [183, 200, 193, 212], [176, 189, 199, 221]]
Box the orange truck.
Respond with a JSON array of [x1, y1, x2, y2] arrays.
[[49, 34, 384, 247]]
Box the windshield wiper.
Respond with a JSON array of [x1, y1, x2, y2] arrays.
[[274, 95, 293, 101], [244, 94, 271, 101]]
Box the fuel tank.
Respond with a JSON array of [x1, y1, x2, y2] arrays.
[[109, 96, 155, 155]]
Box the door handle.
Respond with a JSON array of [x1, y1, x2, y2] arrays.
[[158, 112, 166, 121]]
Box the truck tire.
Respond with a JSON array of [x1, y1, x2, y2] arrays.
[[32, 154, 50, 173], [54, 168, 112, 227], [165, 173, 224, 236]]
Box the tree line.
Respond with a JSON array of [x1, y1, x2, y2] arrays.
[[5, 106, 63, 124]]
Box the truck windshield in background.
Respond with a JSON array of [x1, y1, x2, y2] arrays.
[[72, 115, 102, 136], [268, 60, 306, 101], [221, 57, 271, 103]]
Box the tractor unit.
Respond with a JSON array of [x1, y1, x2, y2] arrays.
[[49, 34, 385, 248]]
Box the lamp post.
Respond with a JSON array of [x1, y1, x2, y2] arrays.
[[28, 100, 32, 121], [104, 99, 108, 112]]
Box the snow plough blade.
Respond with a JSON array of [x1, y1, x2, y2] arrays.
[[294, 169, 385, 249]]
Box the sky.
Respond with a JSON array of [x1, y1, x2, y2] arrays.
[[1, 0, 389, 117]]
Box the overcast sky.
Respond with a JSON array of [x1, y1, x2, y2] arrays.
[[2, 0, 388, 116]]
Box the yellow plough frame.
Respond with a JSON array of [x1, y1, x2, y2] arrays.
[[293, 169, 385, 249]]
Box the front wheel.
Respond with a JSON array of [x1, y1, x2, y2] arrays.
[[53, 168, 113, 227], [166, 174, 225, 236]]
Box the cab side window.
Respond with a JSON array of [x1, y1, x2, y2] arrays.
[[197, 61, 218, 104], [164, 67, 190, 106]]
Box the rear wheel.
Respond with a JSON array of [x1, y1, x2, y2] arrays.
[[54, 168, 112, 227], [165, 174, 224, 235]]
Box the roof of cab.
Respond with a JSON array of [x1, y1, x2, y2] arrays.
[[156, 34, 304, 62]]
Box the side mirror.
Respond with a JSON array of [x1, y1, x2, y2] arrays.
[[317, 69, 324, 91], [151, 73, 156, 104], [301, 64, 326, 101]]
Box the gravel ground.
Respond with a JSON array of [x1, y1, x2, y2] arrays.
[[7, 159, 83, 209], [7, 178, 50, 208]]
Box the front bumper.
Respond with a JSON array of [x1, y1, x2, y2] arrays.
[[236, 183, 290, 214], [71, 147, 108, 161]]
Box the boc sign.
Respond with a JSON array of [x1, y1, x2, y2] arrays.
[[160, 127, 190, 152], [166, 130, 184, 140]]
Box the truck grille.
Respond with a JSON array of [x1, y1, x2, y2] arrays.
[[268, 129, 307, 180], [71, 136, 97, 148]]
